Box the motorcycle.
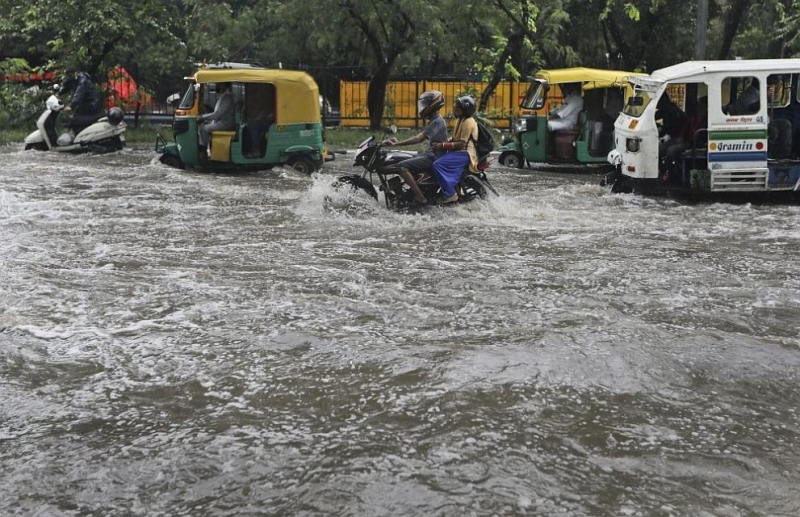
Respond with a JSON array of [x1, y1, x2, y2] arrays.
[[333, 127, 499, 211], [24, 106, 127, 153]]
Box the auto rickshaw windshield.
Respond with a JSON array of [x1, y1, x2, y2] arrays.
[[520, 81, 548, 110], [178, 84, 196, 110]]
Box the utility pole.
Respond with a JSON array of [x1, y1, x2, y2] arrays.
[[696, 0, 709, 59]]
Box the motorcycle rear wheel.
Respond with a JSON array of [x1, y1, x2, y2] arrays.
[[460, 174, 495, 202]]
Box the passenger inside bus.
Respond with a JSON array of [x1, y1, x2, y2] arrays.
[[729, 77, 760, 115], [766, 75, 792, 159], [683, 95, 708, 148], [656, 92, 688, 160]]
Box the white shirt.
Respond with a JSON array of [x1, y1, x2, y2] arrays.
[[551, 92, 584, 129]]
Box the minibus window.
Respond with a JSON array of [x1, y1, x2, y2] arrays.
[[623, 90, 652, 117], [723, 76, 759, 115], [768, 74, 791, 108]]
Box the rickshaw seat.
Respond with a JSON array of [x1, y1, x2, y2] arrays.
[[210, 131, 237, 162]]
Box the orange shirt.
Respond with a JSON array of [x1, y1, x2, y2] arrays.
[[452, 117, 479, 172]]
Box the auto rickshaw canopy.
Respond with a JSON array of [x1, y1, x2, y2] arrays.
[[194, 68, 320, 124], [533, 67, 646, 91]]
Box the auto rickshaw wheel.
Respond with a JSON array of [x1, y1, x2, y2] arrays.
[[289, 156, 317, 175], [159, 153, 184, 170], [499, 151, 524, 169]]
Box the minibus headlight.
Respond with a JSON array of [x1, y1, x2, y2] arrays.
[[626, 137, 640, 152], [515, 119, 527, 133]]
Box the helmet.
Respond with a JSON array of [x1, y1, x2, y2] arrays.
[[108, 107, 124, 126], [52, 83, 60, 93], [454, 96, 477, 117], [417, 90, 445, 118]]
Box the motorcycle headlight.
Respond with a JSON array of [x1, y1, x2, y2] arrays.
[[515, 118, 528, 133], [626, 137, 641, 153]]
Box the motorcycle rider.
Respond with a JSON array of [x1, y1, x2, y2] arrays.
[[432, 96, 479, 203], [44, 83, 65, 147], [382, 90, 448, 204], [61, 66, 104, 134]]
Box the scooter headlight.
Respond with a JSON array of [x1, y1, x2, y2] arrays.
[[515, 118, 527, 133], [626, 137, 641, 153]]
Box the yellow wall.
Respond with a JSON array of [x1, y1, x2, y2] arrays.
[[339, 80, 527, 129]]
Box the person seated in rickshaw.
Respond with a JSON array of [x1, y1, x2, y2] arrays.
[[197, 82, 236, 159], [547, 82, 584, 132], [244, 104, 274, 158]]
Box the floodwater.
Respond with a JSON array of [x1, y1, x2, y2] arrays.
[[1, 144, 799, 517]]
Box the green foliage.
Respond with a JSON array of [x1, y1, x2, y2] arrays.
[[3, 0, 800, 129], [0, 58, 47, 129]]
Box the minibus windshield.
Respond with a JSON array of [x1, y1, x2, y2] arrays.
[[623, 90, 652, 117]]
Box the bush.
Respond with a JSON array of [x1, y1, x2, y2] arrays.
[[0, 83, 46, 130]]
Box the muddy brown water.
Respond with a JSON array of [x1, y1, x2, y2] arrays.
[[1, 145, 798, 516]]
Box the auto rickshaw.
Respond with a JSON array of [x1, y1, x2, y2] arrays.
[[497, 67, 644, 169], [156, 65, 328, 173]]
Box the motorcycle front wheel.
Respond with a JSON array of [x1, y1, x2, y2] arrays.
[[332, 175, 378, 200]]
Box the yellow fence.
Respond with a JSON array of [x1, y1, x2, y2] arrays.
[[339, 80, 530, 129]]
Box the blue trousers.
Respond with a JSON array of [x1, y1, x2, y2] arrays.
[[432, 151, 469, 197]]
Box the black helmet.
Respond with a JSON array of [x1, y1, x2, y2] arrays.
[[108, 107, 124, 126], [454, 96, 477, 117], [417, 90, 445, 118]]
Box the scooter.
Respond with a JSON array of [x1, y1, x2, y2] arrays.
[[24, 106, 127, 153]]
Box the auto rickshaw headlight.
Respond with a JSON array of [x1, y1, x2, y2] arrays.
[[626, 137, 641, 153], [515, 118, 527, 133]]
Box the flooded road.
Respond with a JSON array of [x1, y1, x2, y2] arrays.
[[1, 144, 799, 516]]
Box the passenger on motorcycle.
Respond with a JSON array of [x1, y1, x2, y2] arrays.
[[381, 90, 448, 204], [61, 66, 104, 134], [432, 96, 479, 203]]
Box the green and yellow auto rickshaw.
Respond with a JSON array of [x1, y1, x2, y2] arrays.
[[156, 66, 328, 173], [497, 67, 644, 169]]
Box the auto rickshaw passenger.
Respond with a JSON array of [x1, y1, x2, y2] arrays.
[[198, 82, 236, 159], [245, 104, 274, 157], [547, 83, 584, 132]]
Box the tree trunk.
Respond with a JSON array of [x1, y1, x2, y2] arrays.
[[717, 0, 751, 59], [480, 30, 524, 112], [367, 62, 392, 130]]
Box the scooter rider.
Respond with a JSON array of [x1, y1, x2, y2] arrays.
[[382, 90, 448, 204], [61, 66, 104, 134], [43, 84, 64, 146]]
